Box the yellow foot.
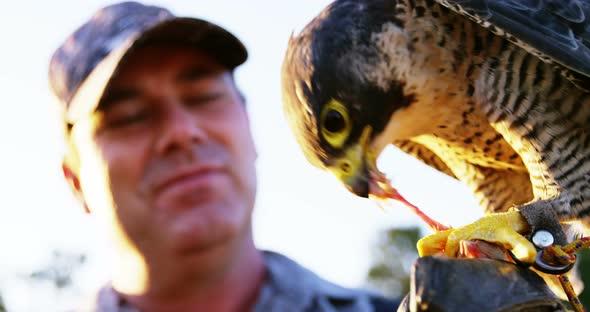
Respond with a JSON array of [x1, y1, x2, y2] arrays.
[[417, 210, 537, 264]]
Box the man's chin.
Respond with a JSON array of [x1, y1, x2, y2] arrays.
[[160, 203, 245, 255]]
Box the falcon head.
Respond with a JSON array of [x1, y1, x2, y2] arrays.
[[281, 0, 416, 197]]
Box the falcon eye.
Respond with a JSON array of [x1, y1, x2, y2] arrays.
[[324, 110, 346, 133], [320, 99, 352, 148]]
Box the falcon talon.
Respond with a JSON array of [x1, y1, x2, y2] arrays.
[[516, 213, 579, 274], [507, 230, 575, 275]]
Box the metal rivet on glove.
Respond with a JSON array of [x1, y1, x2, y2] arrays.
[[532, 230, 554, 248]]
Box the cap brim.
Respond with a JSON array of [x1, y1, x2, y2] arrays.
[[66, 17, 247, 124]]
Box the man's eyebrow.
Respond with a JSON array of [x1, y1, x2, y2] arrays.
[[176, 66, 219, 83], [97, 88, 139, 111]]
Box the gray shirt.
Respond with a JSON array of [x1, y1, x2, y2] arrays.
[[81, 251, 394, 311]]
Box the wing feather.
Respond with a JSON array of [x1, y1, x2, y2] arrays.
[[436, 0, 590, 87]]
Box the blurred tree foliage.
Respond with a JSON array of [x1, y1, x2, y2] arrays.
[[28, 250, 87, 289], [577, 248, 589, 307], [0, 294, 6, 312], [365, 227, 421, 299], [0, 250, 87, 311]]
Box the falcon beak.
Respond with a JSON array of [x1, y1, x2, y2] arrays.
[[328, 126, 374, 198]]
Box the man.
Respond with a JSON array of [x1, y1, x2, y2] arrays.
[[49, 1, 399, 311]]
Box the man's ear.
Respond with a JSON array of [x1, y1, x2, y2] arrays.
[[62, 161, 90, 214]]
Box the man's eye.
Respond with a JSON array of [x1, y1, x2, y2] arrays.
[[105, 110, 150, 128], [185, 92, 223, 106]]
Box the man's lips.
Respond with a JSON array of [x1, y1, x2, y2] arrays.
[[152, 164, 226, 197]]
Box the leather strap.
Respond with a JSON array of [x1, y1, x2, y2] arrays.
[[518, 203, 568, 246]]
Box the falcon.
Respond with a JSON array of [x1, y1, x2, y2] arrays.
[[281, 0, 590, 268]]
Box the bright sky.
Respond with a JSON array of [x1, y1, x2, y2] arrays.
[[0, 1, 483, 310]]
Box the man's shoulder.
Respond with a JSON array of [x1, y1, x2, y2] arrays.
[[258, 250, 400, 312], [72, 283, 136, 312]]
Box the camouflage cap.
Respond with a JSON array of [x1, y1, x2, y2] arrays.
[[49, 1, 248, 125]]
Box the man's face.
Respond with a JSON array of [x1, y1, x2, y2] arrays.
[[65, 45, 257, 256]]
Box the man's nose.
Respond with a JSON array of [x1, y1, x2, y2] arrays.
[[156, 104, 206, 154]]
